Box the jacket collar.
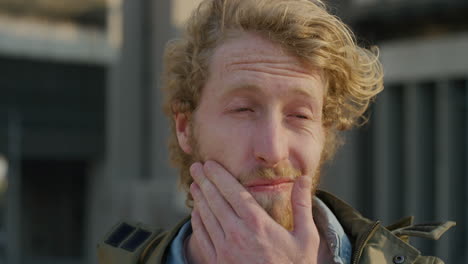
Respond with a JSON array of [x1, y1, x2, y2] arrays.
[[145, 190, 375, 263], [315, 190, 381, 263], [145, 190, 380, 263], [316, 190, 378, 246], [316, 190, 425, 264], [144, 190, 424, 264]]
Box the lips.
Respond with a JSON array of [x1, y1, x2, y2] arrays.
[[244, 179, 294, 192]]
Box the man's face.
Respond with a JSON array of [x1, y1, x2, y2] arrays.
[[179, 32, 326, 230]]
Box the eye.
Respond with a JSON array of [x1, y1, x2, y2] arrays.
[[294, 114, 309, 119], [288, 113, 310, 120], [234, 107, 254, 112]]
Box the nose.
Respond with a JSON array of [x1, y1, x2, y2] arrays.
[[253, 114, 288, 167]]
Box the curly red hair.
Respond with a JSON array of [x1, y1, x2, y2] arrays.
[[161, 0, 384, 205]]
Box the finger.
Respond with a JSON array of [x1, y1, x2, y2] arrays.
[[191, 163, 238, 229], [291, 176, 314, 239], [191, 182, 225, 246], [203, 160, 268, 220], [191, 208, 216, 261]]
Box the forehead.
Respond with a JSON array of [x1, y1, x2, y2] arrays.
[[205, 31, 324, 99], [210, 32, 312, 76]]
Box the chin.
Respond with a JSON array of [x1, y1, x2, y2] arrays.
[[250, 188, 294, 230]]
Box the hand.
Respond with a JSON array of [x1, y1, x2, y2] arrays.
[[189, 160, 320, 264]]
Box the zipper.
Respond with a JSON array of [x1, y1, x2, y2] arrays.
[[352, 221, 380, 264]]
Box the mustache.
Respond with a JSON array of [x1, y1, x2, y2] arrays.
[[237, 164, 302, 185]]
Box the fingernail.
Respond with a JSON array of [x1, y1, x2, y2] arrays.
[[190, 163, 202, 179], [203, 161, 211, 172]]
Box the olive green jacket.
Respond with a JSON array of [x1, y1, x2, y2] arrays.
[[98, 190, 455, 264]]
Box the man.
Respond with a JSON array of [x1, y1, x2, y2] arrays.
[[98, 0, 455, 263]]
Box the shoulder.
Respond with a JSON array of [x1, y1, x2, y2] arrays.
[[97, 217, 190, 264]]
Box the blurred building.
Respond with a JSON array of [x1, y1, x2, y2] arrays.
[[0, 1, 111, 263], [0, 0, 466, 263], [323, 1, 468, 263]]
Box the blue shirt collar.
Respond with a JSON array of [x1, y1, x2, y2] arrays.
[[166, 220, 191, 264], [313, 196, 352, 264]]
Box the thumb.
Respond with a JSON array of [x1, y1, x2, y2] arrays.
[[292, 176, 313, 237]]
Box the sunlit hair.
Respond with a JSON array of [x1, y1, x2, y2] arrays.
[[162, 0, 384, 204]]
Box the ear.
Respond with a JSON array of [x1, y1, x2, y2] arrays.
[[174, 112, 192, 154]]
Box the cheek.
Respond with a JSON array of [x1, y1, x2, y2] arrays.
[[290, 128, 325, 174], [196, 119, 252, 176]]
